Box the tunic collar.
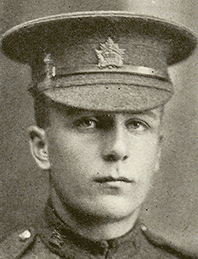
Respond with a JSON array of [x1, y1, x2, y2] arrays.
[[39, 199, 143, 258]]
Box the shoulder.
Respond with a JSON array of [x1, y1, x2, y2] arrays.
[[141, 224, 198, 259], [0, 228, 60, 259], [0, 228, 36, 259]]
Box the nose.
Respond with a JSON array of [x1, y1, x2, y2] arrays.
[[102, 123, 129, 162]]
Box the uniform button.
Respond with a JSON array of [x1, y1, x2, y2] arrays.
[[141, 224, 147, 232], [18, 230, 31, 241]]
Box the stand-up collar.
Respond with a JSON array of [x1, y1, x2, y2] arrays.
[[38, 199, 145, 258]]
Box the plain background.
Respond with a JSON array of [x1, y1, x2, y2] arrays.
[[1, 0, 198, 251]]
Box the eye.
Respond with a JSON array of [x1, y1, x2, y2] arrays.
[[74, 117, 99, 130], [126, 119, 150, 132]]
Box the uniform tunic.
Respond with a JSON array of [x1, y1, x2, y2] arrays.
[[0, 200, 197, 259]]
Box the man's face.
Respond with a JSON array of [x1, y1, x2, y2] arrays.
[[44, 106, 162, 220]]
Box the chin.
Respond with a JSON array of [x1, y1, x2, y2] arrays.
[[82, 196, 144, 220]]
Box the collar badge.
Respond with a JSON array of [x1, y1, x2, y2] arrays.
[[95, 38, 125, 69]]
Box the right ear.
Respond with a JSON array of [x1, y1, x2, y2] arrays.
[[28, 126, 50, 170]]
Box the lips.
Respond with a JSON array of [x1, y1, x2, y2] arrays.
[[94, 176, 132, 183]]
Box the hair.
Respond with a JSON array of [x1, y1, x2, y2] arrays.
[[32, 92, 78, 128], [33, 93, 52, 128]]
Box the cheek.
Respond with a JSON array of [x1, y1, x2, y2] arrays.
[[129, 136, 160, 177], [47, 130, 99, 178], [131, 140, 159, 199], [47, 135, 86, 197]]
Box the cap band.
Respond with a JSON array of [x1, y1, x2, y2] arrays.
[[40, 64, 169, 83], [52, 65, 169, 81]]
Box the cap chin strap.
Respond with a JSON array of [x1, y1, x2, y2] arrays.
[[54, 65, 169, 81], [40, 64, 169, 82]]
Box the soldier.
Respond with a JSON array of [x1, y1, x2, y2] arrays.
[[0, 3, 197, 259]]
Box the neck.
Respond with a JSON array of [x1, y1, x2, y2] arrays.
[[50, 187, 141, 241]]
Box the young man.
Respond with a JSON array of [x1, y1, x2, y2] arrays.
[[0, 8, 197, 259]]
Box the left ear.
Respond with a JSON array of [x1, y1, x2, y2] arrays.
[[28, 125, 51, 170]]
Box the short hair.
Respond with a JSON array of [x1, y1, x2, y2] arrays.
[[31, 91, 78, 128], [33, 93, 51, 128]]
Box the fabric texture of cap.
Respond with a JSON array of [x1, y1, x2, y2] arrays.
[[1, 11, 197, 112]]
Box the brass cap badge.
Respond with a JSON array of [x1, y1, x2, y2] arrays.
[[95, 38, 125, 68]]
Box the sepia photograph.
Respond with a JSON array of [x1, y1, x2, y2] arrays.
[[1, 0, 198, 258]]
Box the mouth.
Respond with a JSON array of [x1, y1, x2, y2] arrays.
[[94, 176, 133, 184]]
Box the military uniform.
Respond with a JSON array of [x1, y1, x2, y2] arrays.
[[1, 1, 198, 259], [0, 200, 198, 259]]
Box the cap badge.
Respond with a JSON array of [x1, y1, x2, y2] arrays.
[[44, 53, 56, 79], [95, 38, 125, 69]]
